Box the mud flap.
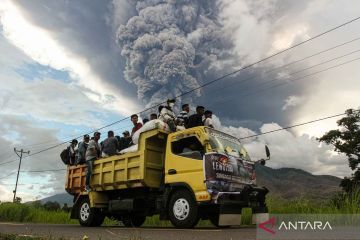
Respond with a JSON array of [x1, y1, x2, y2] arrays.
[[219, 205, 242, 226], [252, 213, 269, 224]]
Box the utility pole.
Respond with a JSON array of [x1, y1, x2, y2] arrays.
[[13, 148, 30, 203]]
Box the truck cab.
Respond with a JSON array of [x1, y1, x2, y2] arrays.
[[164, 127, 269, 227], [66, 126, 269, 228]]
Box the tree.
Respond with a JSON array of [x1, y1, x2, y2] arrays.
[[14, 197, 22, 204], [318, 109, 360, 193]]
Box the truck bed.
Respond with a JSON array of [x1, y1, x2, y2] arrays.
[[65, 129, 168, 195]]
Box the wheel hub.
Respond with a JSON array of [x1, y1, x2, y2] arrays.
[[173, 198, 190, 220], [80, 202, 90, 221]]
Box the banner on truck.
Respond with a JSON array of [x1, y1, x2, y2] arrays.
[[204, 153, 255, 194]]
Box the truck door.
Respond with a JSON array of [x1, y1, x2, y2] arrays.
[[165, 135, 206, 193]]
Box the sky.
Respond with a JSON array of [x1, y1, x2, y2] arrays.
[[0, 0, 360, 202]]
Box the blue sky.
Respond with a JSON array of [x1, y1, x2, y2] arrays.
[[0, 0, 360, 202]]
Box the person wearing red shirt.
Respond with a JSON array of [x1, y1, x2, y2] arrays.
[[131, 114, 143, 136]]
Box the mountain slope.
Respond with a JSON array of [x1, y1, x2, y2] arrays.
[[39, 193, 73, 206], [256, 165, 341, 201]]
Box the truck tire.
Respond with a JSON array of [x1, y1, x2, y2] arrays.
[[122, 214, 146, 227], [78, 198, 105, 227], [168, 189, 199, 228]]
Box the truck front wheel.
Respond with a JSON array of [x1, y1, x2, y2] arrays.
[[78, 198, 104, 227], [168, 189, 199, 228]]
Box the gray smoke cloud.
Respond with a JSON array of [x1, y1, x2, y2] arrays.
[[117, 0, 232, 106]]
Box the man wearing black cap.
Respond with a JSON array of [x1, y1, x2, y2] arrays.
[[187, 106, 205, 128], [85, 132, 101, 191], [118, 130, 132, 151], [76, 134, 90, 164]]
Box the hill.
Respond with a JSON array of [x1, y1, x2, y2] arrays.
[[39, 193, 73, 207], [256, 165, 341, 201], [38, 166, 341, 205]]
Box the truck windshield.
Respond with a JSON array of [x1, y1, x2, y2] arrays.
[[205, 128, 251, 161]]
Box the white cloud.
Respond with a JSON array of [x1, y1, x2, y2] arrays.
[[0, 115, 67, 202], [282, 95, 303, 110], [213, 117, 351, 178], [0, 0, 140, 116]]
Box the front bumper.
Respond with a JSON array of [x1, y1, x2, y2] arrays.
[[214, 185, 268, 207], [212, 186, 269, 226]]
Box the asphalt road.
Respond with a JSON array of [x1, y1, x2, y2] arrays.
[[0, 223, 256, 240]]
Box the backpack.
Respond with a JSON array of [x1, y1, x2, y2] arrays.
[[60, 147, 70, 165]]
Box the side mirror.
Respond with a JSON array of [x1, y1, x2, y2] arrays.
[[265, 145, 270, 159]]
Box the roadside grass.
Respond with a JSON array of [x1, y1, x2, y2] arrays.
[[268, 188, 360, 214], [0, 203, 76, 224], [0, 189, 359, 226]]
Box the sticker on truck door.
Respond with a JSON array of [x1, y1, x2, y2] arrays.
[[204, 153, 255, 194]]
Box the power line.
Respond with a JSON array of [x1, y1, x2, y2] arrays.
[[0, 172, 16, 180], [212, 56, 360, 105], [0, 159, 17, 166], [266, 36, 360, 74], [239, 111, 359, 140], [206, 38, 360, 96], [25, 124, 133, 158], [8, 108, 357, 174], [176, 16, 360, 98], [12, 15, 360, 160]]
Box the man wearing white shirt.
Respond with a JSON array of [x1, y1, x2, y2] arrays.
[[204, 110, 214, 129]]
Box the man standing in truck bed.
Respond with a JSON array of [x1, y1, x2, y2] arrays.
[[85, 132, 101, 191], [101, 130, 118, 157]]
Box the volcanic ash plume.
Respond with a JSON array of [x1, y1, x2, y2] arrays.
[[117, 0, 231, 106]]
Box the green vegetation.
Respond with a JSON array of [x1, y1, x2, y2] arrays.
[[268, 188, 360, 214], [318, 109, 360, 193], [0, 202, 76, 224]]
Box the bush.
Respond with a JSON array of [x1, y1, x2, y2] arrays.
[[0, 203, 76, 224]]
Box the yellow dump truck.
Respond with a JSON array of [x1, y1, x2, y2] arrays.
[[65, 126, 270, 228]]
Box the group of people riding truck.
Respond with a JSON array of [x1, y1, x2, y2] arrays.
[[60, 99, 214, 191]]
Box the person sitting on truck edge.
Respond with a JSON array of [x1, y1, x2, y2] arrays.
[[177, 103, 190, 128], [157, 106, 163, 117], [175, 118, 186, 131], [187, 106, 205, 128], [76, 134, 90, 165], [150, 113, 157, 120], [68, 139, 78, 165], [131, 114, 142, 137], [204, 110, 214, 129], [159, 99, 176, 132], [101, 130, 119, 157], [85, 132, 101, 192], [118, 130, 132, 151]]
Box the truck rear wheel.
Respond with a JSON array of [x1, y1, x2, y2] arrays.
[[78, 198, 104, 227], [168, 189, 199, 228], [122, 214, 146, 227]]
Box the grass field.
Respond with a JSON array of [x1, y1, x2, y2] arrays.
[[0, 190, 359, 226]]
